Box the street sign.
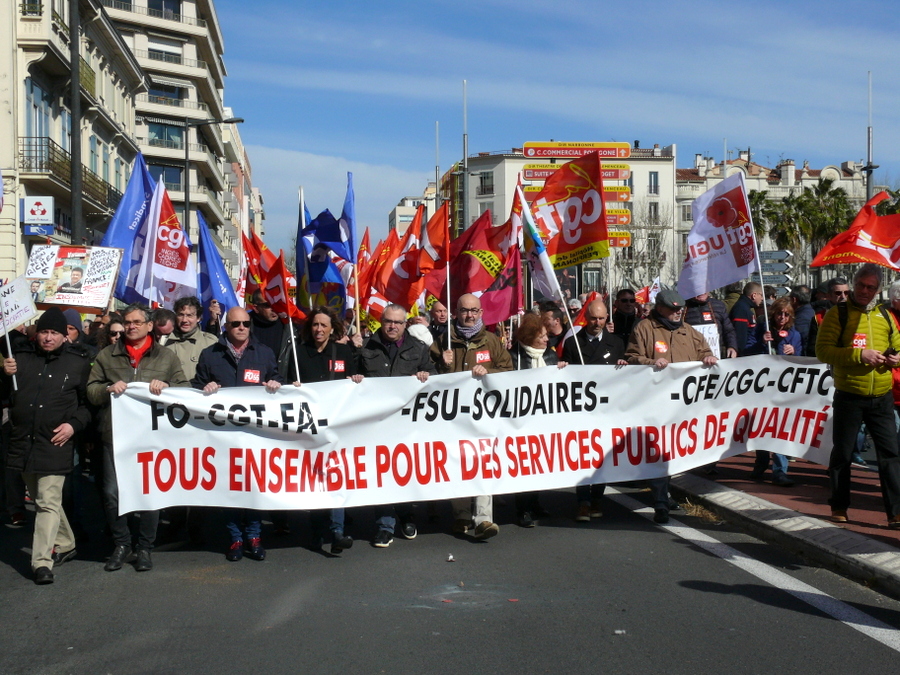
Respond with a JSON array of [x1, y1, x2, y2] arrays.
[[608, 230, 631, 247], [604, 186, 631, 201], [759, 250, 793, 261], [761, 274, 792, 285], [605, 209, 631, 226], [22, 196, 54, 224], [522, 163, 631, 181], [24, 225, 54, 237], [760, 261, 793, 273], [522, 187, 630, 212], [523, 141, 631, 159]]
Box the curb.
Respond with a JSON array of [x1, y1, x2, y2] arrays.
[[670, 472, 900, 599]]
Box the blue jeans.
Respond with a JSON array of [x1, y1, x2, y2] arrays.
[[225, 509, 261, 542], [754, 451, 789, 478], [310, 508, 345, 538]]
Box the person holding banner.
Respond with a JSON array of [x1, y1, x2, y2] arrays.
[[360, 304, 435, 548], [87, 304, 189, 572], [684, 293, 737, 360], [1, 307, 92, 584], [816, 264, 900, 528], [433, 294, 512, 540], [508, 312, 567, 528], [745, 297, 802, 487], [625, 290, 716, 524], [291, 306, 363, 554], [561, 299, 627, 521], [193, 307, 283, 561]]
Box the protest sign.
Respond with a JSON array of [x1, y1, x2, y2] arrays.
[[111, 356, 834, 514], [26, 245, 123, 312], [0, 276, 38, 337]]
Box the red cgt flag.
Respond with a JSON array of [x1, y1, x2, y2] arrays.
[[262, 252, 305, 323], [811, 192, 900, 270]]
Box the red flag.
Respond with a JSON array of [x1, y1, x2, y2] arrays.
[[252, 230, 277, 275], [572, 291, 601, 327], [418, 203, 450, 276], [811, 191, 900, 269], [531, 152, 608, 268], [634, 286, 650, 304], [358, 227, 372, 263], [377, 205, 426, 309], [262, 252, 306, 322], [242, 231, 264, 295], [480, 246, 522, 325]]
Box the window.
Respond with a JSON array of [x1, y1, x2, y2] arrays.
[[648, 171, 659, 195], [147, 122, 183, 149], [647, 234, 661, 259], [114, 157, 122, 191], [148, 0, 181, 19], [25, 78, 52, 138], [680, 204, 693, 222], [148, 82, 182, 105], [89, 137, 98, 173], [60, 109, 71, 151], [648, 202, 659, 223], [681, 232, 689, 262], [478, 171, 494, 196], [102, 144, 110, 182], [148, 163, 183, 190], [148, 35, 182, 64]]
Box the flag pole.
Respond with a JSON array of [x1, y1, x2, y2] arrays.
[[742, 172, 774, 356], [1, 304, 17, 391], [550, 270, 584, 365]]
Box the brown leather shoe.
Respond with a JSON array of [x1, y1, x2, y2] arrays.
[[831, 510, 848, 523]]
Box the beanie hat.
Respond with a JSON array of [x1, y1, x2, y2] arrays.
[[36, 306, 68, 335], [62, 309, 84, 336]]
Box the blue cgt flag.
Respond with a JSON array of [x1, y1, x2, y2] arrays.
[[196, 211, 239, 325], [101, 153, 156, 303]]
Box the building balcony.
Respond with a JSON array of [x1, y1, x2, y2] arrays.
[[476, 185, 495, 197], [100, 0, 207, 28], [676, 183, 703, 201], [136, 93, 209, 115], [18, 137, 123, 212]]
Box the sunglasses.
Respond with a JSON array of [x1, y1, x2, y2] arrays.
[[109, 330, 125, 337], [619, 298, 636, 303], [228, 320, 252, 328]]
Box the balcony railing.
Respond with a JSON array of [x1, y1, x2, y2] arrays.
[[18, 137, 123, 211], [137, 93, 208, 112], [100, 0, 207, 28], [79, 57, 95, 97], [476, 185, 495, 196], [136, 136, 206, 153], [20, 2, 43, 16], [134, 49, 207, 70]]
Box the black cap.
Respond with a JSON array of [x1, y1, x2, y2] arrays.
[[36, 306, 68, 335]]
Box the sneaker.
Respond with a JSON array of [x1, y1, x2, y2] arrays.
[[34, 566, 54, 585], [331, 531, 353, 554], [518, 512, 535, 528], [653, 508, 670, 524], [851, 454, 868, 469], [575, 505, 591, 522], [831, 510, 848, 523], [772, 475, 795, 487], [244, 537, 266, 561], [590, 500, 603, 518], [473, 521, 499, 540], [51, 547, 77, 566], [135, 548, 153, 572], [226, 540, 243, 562], [400, 519, 417, 540], [451, 519, 471, 535], [104, 545, 132, 572], [373, 529, 393, 548]]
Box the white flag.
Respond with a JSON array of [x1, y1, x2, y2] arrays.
[[677, 172, 760, 299]]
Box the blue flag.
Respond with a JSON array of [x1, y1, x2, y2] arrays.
[[101, 153, 156, 303], [298, 208, 346, 313], [196, 211, 239, 325], [306, 173, 356, 263]]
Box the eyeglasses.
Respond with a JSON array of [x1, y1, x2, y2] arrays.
[[618, 298, 636, 303], [382, 319, 405, 326], [123, 320, 149, 327], [834, 290, 850, 297], [109, 330, 125, 337], [458, 307, 482, 315], [228, 320, 252, 328]]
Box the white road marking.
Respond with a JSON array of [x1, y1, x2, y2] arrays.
[[607, 488, 900, 652]]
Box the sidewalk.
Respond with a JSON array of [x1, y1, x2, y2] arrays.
[[671, 452, 900, 598]]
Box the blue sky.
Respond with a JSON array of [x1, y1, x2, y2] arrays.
[[217, 0, 900, 255]]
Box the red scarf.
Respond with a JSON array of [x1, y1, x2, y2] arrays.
[[124, 335, 153, 369]]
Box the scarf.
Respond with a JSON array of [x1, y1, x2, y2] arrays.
[[521, 343, 546, 369], [456, 319, 484, 341], [226, 338, 249, 363], [652, 309, 683, 331], [124, 335, 153, 369]]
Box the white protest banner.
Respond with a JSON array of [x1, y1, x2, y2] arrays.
[[693, 324, 721, 359], [26, 245, 122, 311], [0, 276, 38, 337], [111, 356, 834, 514]]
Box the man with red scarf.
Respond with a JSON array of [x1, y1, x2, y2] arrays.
[[87, 304, 188, 573]]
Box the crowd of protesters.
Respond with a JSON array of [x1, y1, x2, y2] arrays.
[[4, 262, 900, 585]]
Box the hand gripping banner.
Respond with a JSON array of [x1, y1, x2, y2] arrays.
[[111, 356, 834, 514]]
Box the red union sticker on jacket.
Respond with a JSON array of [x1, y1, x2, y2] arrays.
[[331, 360, 345, 373], [243, 369, 261, 384], [475, 350, 491, 364], [852, 333, 867, 349], [654, 340, 668, 353]]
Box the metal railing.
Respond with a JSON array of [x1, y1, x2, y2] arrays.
[[134, 49, 207, 70], [79, 57, 95, 97], [476, 185, 494, 196], [135, 136, 205, 153], [20, 2, 43, 16], [137, 94, 208, 112], [99, 0, 207, 28], [18, 137, 123, 210]]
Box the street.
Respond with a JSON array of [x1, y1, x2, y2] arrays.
[[2, 486, 900, 674]]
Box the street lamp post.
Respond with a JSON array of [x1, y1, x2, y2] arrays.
[[183, 116, 244, 237]]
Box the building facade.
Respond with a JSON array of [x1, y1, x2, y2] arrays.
[[1, 0, 146, 280]]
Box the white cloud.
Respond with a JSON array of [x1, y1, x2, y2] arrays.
[[246, 145, 431, 255]]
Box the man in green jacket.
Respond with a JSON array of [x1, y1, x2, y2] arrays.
[[87, 303, 189, 572], [816, 263, 900, 527]]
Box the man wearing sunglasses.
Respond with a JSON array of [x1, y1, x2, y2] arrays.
[[193, 307, 283, 562], [729, 282, 764, 356], [611, 288, 642, 344], [87, 303, 189, 573], [807, 277, 850, 359]]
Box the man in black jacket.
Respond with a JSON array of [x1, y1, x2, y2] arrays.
[[193, 306, 282, 562], [359, 304, 435, 547], [561, 299, 626, 522], [1, 307, 91, 584]]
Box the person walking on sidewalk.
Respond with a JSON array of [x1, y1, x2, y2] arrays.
[[816, 263, 900, 528]]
